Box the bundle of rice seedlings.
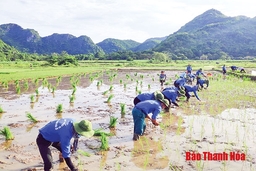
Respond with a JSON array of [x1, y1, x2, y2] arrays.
[[109, 116, 118, 128], [106, 94, 114, 103], [26, 112, 38, 123], [93, 128, 113, 136], [100, 133, 109, 151], [0, 126, 14, 140], [56, 104, 63, 113], [120, 103, 126, 115]]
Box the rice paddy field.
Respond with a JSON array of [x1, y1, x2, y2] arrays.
[[0, 60, 256, 171]]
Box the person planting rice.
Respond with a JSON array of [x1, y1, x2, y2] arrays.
[[196, 77, 209, 89], [195, 68, 207, 78], [132, 92, 169, 141], [184, 84, 201, 102], [162, 88, 185, 107], [36, 118, 94, 171], [133, 90, 164, 105], [159, 70, 167, 86], [174, 76, 186, 89]]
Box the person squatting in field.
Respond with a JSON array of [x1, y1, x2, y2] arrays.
[[159, 71, 167, 86], [132, 93, 169, 141], [133, 91, 165, 105], [36, 118, 94, 171]]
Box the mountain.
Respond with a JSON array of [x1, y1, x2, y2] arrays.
[[96, 38, 140, 53], [0, 23, 103, 55], [154, 9, 256, 59], [131, 37, 167, 52]]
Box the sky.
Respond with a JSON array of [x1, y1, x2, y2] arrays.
[[0, 0, 256, 44]]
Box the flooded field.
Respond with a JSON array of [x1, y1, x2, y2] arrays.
[[0, 69, 256, 171]]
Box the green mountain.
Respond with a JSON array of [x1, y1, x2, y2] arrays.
[[154, 9, 256, 59], [0, 23, 103, 55], [96, 38, 140, 53], [131, 37, 167, 52]]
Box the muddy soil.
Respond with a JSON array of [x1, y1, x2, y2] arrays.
[[0, 69, 256, 171]]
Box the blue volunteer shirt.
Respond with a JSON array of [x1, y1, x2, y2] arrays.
[[137, 92, 155, 101], [159, 73, 166, 80], [39, 118, 75, 158], [187, 65, 192, 72], [162, 89, 178, 103], [175, 78, 186, 87], [135, 100, 162, 120], [163, 86, 178, 92], [184, 85, 201, 101]]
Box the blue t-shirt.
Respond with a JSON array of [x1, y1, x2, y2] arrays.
[[134, 100, 162, 120], [175, 78, 186, 87], [136, 92, 155, 101], [39, 118, 76, 158], [162, 90, 177, 103]]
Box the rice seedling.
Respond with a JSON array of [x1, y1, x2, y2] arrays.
[[120, 103, 126, 116], [16, 86, 21, 94], [124, 83, 127, 89], [148, 84, 151, 89], [26, 112, 38, 123], [15, 80, 19, 87], [109, 116, 118, 128], [137, 90, 142, 94], [102, 90, 109, 95], [97, 81, 101, 87], [24, 81, 29, 90], [3, 81, 8, 89], [72, 88, 77, 95], [0, 126, 14, 140], [109, 85, 113, 91], [119, 79, 123, 84], [0, 106, 4, 113], [69, 95, 75, 103], [99, 133, 109, 151], [106, 94, 114, 103], [56, 104, 63, 113], [135, 86, 138, 92], [35, 88, 39, 96], [51, 86, 56, 94], [77, 149, 91, 157], [34, 78, 39, 86], [93, 128, 113, 136], [30, 95, 35, 103]]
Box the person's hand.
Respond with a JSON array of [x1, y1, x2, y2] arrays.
[[152, 119, 159, 126]]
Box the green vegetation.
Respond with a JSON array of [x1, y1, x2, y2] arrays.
[[26, 112, 38, 123], [0, 106, 4, 113], [109, 116, 118, 128], [99, 133, 109, 151], [56, 104, 63, 113], [93, 128, 113, 136], [0, 126, 14, 140]]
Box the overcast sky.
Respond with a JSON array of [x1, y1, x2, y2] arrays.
[[1, 0, 256, 43]]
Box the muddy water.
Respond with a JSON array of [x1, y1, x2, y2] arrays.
[[0, 69, 256, 171]]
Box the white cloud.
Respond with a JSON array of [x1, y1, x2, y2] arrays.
[[0, 0, 256, 43]]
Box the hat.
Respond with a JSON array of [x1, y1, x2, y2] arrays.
[[159, 98, 169, 107], [178, 89, 185, 96], [73, 120, 94, 137], [154, 91, 164, 101]]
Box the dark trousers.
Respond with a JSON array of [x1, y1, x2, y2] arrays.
[[36, 133, 62, 171]]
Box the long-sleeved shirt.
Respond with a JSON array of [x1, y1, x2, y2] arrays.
[[39, 118, 77, 158], [197, 78, 206, 87], [136, 92, 155, 101], [162, 89, 179, 106], [184, 85, 200, 101], [187, 65, 192, 73], [134, 100, 162, 120]]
